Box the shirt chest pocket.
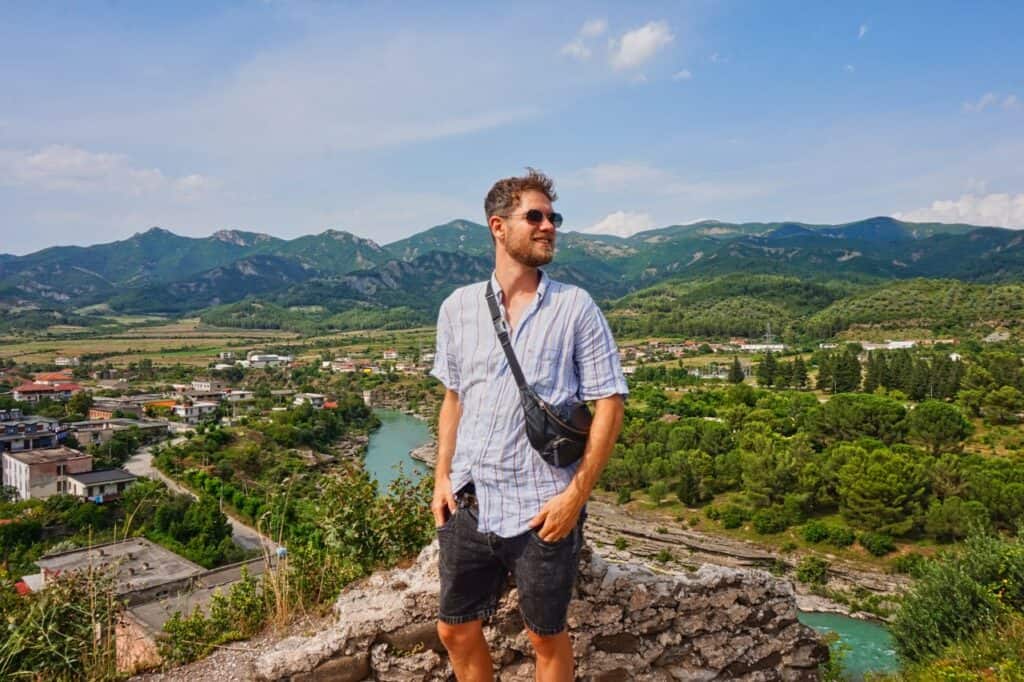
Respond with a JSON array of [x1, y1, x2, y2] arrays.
[[527, 347, 564, 392]]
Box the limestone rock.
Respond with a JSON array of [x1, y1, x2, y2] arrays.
[[253, 542, 828, 681]]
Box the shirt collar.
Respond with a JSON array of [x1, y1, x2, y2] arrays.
[[490, 269, 548, 304]]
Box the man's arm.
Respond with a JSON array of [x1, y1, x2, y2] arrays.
[[431, 388, 461, 527], [528, 393, 624, 542]]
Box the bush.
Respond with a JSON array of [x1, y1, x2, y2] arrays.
[[890, 531, 1024, 663], [891, 552, 928, 577], [752, 506, 790, 534], [802, 521, 830, 544], [616, 487, 632, 505], [720, 504, 751, 530], [826, 525, 856, 548], [859, 532, 896, 557], [796, 556, 829, 585]]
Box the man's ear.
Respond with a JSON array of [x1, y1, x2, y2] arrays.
[[488, 215, 504, 243]]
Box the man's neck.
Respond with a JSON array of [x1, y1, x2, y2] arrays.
[[493, 255, 540, 303]]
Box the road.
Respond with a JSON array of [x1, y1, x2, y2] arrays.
[[124, 438, 279, 553]]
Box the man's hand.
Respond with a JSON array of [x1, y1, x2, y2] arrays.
[[431, 475, 457, 528], [528, 489, 585, 542]]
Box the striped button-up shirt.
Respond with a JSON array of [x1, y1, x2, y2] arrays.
[[431, 270, 628, 537]]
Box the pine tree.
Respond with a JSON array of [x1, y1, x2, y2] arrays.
[[775, 360, 794, 389], [728, 356, 745, 383], [792, 356, 809, 390], [864, 352, 884, 393], [833, 348, 862, 393], [756, 352, 777, 387], [816, 352, 834, 392]]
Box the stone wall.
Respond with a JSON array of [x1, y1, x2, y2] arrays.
[[253, 542, 828, 681]]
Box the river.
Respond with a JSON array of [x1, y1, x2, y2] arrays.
[[363, 408, 900, 679]]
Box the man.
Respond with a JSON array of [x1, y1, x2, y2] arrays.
[[430, 169, 627, 681]]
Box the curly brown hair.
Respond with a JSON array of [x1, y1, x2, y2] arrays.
[[484, 168, 558, 223]]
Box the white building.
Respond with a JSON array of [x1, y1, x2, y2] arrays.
[[245, 353, 293, 369], [293, 393, 326, 409], [739, 343, 787, 353], [382, 349, 399, 360], [171, 401, 219, 424], [54, 356, 81, 367], [65, 468, 137, 502]]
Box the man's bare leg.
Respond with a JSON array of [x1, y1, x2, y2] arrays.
[[437, 620, 494, 681], [527, 630, 573, 682]]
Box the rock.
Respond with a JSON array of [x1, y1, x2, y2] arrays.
[[253, 541, 828, 681]]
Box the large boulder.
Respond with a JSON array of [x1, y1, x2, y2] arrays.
[[254, 542, 828, 681]]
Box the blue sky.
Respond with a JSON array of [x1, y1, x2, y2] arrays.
[[2, 1, 1023, 254]]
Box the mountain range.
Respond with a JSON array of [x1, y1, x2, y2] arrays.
[[2, 216, 1023, 320]]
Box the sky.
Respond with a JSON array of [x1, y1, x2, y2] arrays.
[[2, 1, 1023, 255]]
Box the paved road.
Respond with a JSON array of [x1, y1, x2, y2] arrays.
[[124, 439, 279, 553]]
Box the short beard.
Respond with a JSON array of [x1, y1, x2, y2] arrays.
[[506, 238, 554, 268]]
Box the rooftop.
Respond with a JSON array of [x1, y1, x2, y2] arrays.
[[5, 446, 90, 465], [36, 538, 203, 594], [67, 468, 137, 485]]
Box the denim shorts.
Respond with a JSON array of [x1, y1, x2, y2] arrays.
[[437, 491, 585, 636]]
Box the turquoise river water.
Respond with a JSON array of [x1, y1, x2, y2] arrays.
[[363, 408, 899, 679]]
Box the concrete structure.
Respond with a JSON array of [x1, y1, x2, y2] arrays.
[[34, 370, 75, 385], [54, 356, 81, 367], [89, 398, 144, 420], [0, 411, 64, 453], [293, 392, 326, 409], [382, 348, 398, 360], [224, 389, 254, 402], [70, 418, 168, 447], [65, 468, 137, 502], [244, 352, 293, 368], [34, 538, 204, 600], [171, 401, 218, 424], [191, 378, 224, 392], [739, 343, 787, 353], [1, 446, 93, 500], [218, 351, 236, 361]]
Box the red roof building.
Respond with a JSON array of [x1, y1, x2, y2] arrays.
[[12, 382, 83, 403], [33, 370, 74, 385]]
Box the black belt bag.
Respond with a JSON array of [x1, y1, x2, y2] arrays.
[[486, 281, 592, 467]]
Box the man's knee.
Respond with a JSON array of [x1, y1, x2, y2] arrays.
[[437, 619, 484, 653], [526, 628, 570, 659]]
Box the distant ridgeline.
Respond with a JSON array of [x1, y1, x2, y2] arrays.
[[3, 217, 1024, 337]]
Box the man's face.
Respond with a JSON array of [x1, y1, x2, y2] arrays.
[[500, 189, 556, 268]]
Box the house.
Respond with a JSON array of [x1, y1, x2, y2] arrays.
[[984, 331, 1011, 344], [89, 398, 144, 420], [12, 382, 83, 403], [330, 359, 357, 373], [293, 393, 326, 409], [54, 356, 80, 367], [171, 401, 218, 424], [0, 410, 64, 453], [739, 343, 787, 353], [224, 389, 254, 402], [382, 349, 399, 361], [1, 446, 93, 500], [65, 468, 137, 502], [218, 351, 236, 361], [190, 378, 224, 393], [34, 370, 75, 385], [70, 419, 168, 447], [245, 352, 293, 368]]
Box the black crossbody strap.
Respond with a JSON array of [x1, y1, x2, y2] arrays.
[[485, 281, 530, 390]]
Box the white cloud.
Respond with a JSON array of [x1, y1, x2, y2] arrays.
[[858, 24, 869, 39], [608, 21, 674, 71], [894, 193, 1024, 229], [580, 19, 607, 39], [0, 144, 214, 199], [560, 39, 591, 61], [672, 69, 693, 81], [964, 92, 1000, 113], [709, 51, 723, 64], [583, 210, 655, 237], [845, 64, 856, 73], [1005, 94, 1020, 110]]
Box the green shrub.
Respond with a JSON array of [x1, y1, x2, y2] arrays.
[[616, 487, 632, 505], [890, 531, 1024, 663], [614, 536, 628, 551], [859, 531, 896, 557], [752, 506, 790, 534], [720, 504, 751, 530], [796, 556, 829, 585], [802, 521, 830, 544], [655, 548, 673, 563], [825, 525, 855, 548], [891, 552, 928, 577]]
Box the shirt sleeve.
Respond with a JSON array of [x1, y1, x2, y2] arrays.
[[573, 292, 629, 401], [430, 295, 460, 392]]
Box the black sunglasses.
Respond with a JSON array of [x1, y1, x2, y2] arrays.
[[509, 209, 563, 228]]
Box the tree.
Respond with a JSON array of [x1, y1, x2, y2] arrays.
[[726, 356, 744, 384], [981, 385, 1024, 425], [815, 352, 834, 392], [833, 348, 862, 393], [791, 356, 808, 390], [756, 352, 777, 387], [924, 497, 989, 541], [806, 393, 908, 446], [863, 352, 885, 393], [906, 400, 972, 455], [836, 446, 929, 536], [65, 391, 93, 418]]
